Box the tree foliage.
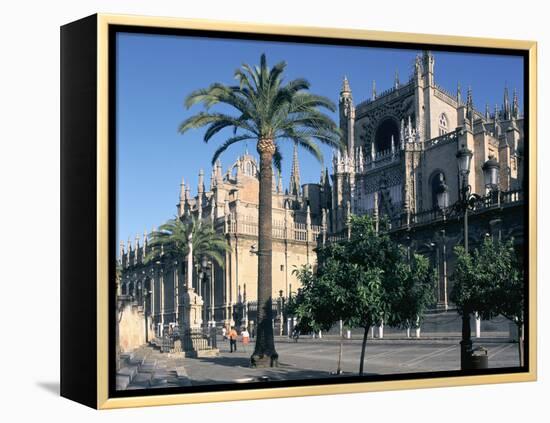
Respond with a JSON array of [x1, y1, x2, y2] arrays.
[[451, 237, 524, 324], [145, 216, 230, 267], [179, 53, 343, 170], [292, 214, 436, 374]]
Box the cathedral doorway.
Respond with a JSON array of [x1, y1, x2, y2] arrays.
[[374, 118, 399, 153]]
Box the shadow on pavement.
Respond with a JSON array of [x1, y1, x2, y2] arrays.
[[196, 355, 251, 368]]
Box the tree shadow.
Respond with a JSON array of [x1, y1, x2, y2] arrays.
[[196, 355, 251, 368]]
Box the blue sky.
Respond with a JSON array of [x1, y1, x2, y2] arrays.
[[116, 32, 524, 245]]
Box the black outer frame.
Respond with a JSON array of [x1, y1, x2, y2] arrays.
[[60, 14, 98, 409], [60, 14, 531, 409]]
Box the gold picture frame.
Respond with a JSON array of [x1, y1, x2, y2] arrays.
[[60, 13, 537, 409]]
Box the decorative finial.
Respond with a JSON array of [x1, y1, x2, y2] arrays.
[[394, 68, 400, 89], [372, 80, 377, 100], [512, 88, 519, 119], [341, 75, 351, 94]]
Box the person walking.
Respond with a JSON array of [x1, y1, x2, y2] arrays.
[[241, 327, 250, 352], [222, 326, 227, 341], [228, 327, 238, 353]]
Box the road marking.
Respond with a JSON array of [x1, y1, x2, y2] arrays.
[[488, 343, 514, 359], [402, 345, 457, 367]]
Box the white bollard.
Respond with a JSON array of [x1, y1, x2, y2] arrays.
[[287, 318, 291, 337], [475, 313, 481, 338]]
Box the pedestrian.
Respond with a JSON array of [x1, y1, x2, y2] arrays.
[[222, 326, 227, 341], [292, 326, 300, 343], [241, 327, 250, 351], [228, 326, 238, 352]]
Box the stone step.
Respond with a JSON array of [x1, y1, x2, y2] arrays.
[[126, 372, 152, 389], [116, 374, 130, 391]]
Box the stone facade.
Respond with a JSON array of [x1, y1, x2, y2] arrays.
[[119, 51, 525, 334], [331, 50, 524, 309], [119, 145, 326, 333]]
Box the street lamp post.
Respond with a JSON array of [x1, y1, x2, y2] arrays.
[[456, 146, 476, 370], [438, 146, 501, 370], [199, 256, 211, 328]]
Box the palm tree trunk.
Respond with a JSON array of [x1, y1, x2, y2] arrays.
[[251, 139, 278, 367], [359, 324, 370, 376]]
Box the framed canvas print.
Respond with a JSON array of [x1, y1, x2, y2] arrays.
[[60, 14, 537, 409]]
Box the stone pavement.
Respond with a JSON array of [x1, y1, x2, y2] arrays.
[[117, 335, 520, 391]]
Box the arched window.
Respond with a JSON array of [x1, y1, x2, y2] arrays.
[[439, 113, 448, 136], [374, 118, 399, 153]]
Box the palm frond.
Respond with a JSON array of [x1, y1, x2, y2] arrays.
[[211, 134, 256, 164]]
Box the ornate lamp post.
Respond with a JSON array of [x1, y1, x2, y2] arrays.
[[456, 146, 476, 369], [482, 156, 501, 206], [455, 147, 505, 369], [198, 256, 211, 327]]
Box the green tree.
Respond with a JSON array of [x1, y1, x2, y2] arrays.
[[179, 54, 342, 367], [451, 237, 524, 366], [293, 215, 436, 375], [146, 216, 229, 269]]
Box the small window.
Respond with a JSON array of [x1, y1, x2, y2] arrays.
[[439, 113, 448, 136]]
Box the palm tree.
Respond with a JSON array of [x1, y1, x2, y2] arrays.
[[179, 54, 342, 367], [146, 216, 229, 274]]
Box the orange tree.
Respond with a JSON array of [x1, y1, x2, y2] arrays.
[[293, 215, 436, 375]]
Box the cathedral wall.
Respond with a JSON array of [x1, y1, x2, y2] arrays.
[[228, 236, 313, 305], [236, 175, 259, 203], [118, 303, 146, 353], [421, 141, 460, 211], [429, 94, 459, 137]]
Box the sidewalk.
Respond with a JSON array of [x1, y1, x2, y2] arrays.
[[117, 335, 518, 391], [182, 340, 341, 386]]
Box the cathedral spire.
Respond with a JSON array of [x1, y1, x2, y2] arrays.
[[372, 80, 377, 100], [341, 75, 351, 96], [289, 143, 301, 196], [198, 168, 205, 194], [494, 104, 500, 136], [179, 177, 186, 202], [324, 167, 331, 190], [503, 83, 511, 120], [179, 177, 186, 217], [512, 88, 520, 119], [457, 81, 462, 104], [485, 103, 490, 121], [466, 86, 474, 122], [216, 159, 223, 183]]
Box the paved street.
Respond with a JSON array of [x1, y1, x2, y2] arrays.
[[118, 335, 520, 390]]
